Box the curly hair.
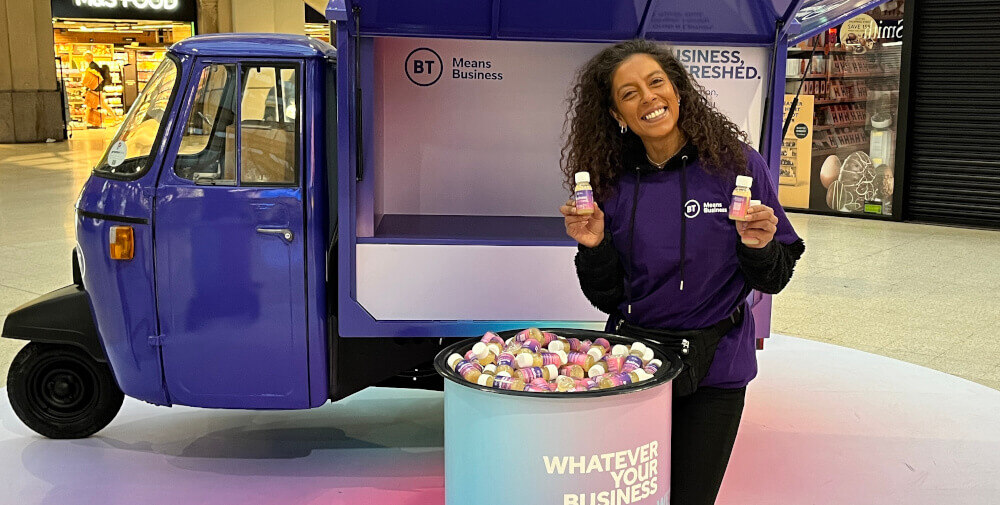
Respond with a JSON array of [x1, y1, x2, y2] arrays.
[[561, 39, 749, 201]]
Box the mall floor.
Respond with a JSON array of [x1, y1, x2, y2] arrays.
[[1, 131, 999, 391]]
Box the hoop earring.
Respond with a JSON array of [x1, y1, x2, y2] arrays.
[[620, 124, 627, 134]]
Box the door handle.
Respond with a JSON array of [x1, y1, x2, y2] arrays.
[[256, 227, 294, 243]]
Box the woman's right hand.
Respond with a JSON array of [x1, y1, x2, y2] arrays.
[[559, 198, 605, 248]]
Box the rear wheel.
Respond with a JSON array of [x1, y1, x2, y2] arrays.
[[7, 343, 124, 439]]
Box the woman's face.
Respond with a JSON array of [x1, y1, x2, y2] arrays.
[[609, 53, 681, 144]]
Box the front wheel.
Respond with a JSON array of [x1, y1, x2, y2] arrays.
[[7, 343, 124, 439]]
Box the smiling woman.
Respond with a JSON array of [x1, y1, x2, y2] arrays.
[[560, 39, 749, 201], [558, 39, 805, 505]]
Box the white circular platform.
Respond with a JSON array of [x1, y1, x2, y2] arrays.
[[2, 335, 998, 504]]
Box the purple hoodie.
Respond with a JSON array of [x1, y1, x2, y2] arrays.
[[599, 144, 800, 388]]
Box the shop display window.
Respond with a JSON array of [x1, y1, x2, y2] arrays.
[[778, 0, 905, 217], [52, 19, 191, 131]]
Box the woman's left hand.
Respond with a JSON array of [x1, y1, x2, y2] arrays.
[[736, 205, 778, 249]]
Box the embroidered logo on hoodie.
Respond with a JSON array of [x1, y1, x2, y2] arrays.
[[685, 200, 727, 218]]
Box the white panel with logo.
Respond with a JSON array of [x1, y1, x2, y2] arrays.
[[358, 37, 767, 321]]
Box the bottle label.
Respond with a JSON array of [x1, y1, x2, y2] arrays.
[[729, 195, 749, 220], [574, 189, 595, 212]]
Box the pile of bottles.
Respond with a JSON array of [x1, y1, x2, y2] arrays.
[[446, 328, 661, 393]]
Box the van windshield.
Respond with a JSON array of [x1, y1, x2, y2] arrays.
[[94, 57, 180, 177]]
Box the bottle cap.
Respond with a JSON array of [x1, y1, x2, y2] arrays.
[[736, 175, 753, 188], [588, 364, 605, 378], [482, 364, 497, 375], [471, 342, 489, 359], [447, 353, 464, 370], [548, 340, 566, 353], [648, 359, 663, 368], [515, 353, 535, 369], [496, 371, 512, 377], [612, 344, 629, 357], [476, 374, 493, 387], [587, 347, 604, 360], [630, 342, 647, 354], [750, 199, 761, 207], [635, 370, 652, 381], [575, 171, 590, 184], [543, 364, 559, 377], [554, 350, 568, 365], [642, 348, 655, 363], [871, 114, 892, 128]]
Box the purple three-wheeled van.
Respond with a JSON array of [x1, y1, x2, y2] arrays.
[[2, 0, 872, 438]]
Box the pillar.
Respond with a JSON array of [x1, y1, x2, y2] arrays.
[[0, 0, 64, 143], [199, 0, 304, 35]]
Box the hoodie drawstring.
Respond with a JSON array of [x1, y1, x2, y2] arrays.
[[679, 155, 689, 291], [626, 166, 641, 316], [625, 153, 690, 317]]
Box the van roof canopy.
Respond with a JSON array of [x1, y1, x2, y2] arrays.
[[172, 33, 336, 58], [326, 0, 891, 45]]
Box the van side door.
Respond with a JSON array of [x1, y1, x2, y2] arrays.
[[153, 59, 310, 408]]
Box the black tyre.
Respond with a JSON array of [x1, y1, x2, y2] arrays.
[[7, 343, 124, 439]]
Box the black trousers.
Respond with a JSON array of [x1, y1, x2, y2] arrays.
[[670, 386, 747, 505]]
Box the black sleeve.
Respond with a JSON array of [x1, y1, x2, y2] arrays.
[[736, 238, 805, 295], [574, 235, 626, 314]]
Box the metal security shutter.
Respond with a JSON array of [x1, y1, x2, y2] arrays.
[[903, 0, 1000, 228]]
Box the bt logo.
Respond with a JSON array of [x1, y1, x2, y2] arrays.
[[405, 47, 443, 86], [684, 199, 701, 219]]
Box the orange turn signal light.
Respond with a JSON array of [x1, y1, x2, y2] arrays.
[[109, 226, 134, 260]]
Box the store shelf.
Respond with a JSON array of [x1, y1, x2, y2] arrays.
[[812, 142, 869, 157], [836, 72, 898, 79], [815, 98, 870, 105], [814, 121, 868, 131], [789, 46, 849, 53]]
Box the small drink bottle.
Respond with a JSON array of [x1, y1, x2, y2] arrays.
[[574, 172, 595, 215], [729, 175, 753, 221]]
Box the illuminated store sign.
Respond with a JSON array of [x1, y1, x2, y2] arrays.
[[72, 0, 179, 10], [52, 0, 197, 21]]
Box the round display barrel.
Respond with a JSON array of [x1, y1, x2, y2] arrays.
[[434, 328, 683, 505]]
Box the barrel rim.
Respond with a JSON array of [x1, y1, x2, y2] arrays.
[[433, 328, 684, 399]]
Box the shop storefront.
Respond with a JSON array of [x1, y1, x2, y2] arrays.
[[778, 0, 910, 219], [305, 4, 332, 44], [50, 0, 196, 130]]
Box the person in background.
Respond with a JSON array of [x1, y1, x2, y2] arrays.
[[81, 51, 118, 127], [559, 39, 804, 505]]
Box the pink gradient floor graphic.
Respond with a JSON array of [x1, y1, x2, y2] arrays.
[[2, 335, 999, 505]]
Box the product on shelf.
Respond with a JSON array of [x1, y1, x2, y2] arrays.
[[833, 127, 867, 148], [826, 151, 883, 213], [447, 329, 658, 393], [812, 131, 837, 151]]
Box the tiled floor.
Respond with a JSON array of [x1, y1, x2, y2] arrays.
[[771, 214, 1000, 391], [1, 132, 999, 390], [3, 336, 998, 504]]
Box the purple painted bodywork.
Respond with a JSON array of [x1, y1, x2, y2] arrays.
[[71, 1, 863, 408], [76, 37, 334, 408], [330, 1, 812, 340]]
